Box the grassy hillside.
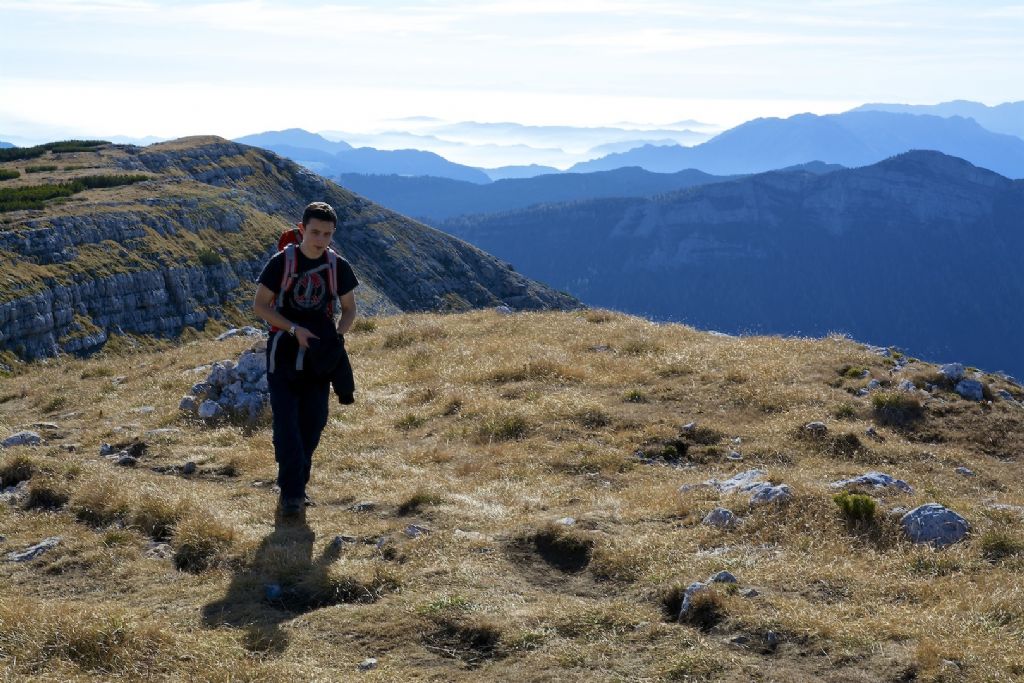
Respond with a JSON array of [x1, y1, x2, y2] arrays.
[[1, 310, 1023, 681]]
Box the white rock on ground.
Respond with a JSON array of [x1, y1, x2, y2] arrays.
[[829, 471, 913, 493], [900, 503, 970, 548], [702, 508, 737, 528], [955, 379, 985, 401], [1, 431, 42, 448], [940, 363, 965, 382], [6, 536, 61, 562]]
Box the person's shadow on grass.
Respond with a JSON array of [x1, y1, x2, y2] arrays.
[[201, 508, 343, 654]]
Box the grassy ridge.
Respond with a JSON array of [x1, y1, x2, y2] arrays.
[[1, 310, 1022, 681]]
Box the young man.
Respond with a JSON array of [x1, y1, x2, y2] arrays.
[[254, 202, 358, 515]]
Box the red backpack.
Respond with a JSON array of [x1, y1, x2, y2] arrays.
[[270, 232, 341, 332]]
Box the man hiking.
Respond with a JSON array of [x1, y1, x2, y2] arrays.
[[254, 201, 358, 515]]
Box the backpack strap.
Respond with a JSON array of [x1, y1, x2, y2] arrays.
[[326, 248, 341, 317], [276, 244, 299, 310]]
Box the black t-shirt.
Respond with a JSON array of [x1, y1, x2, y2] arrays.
[[258, 248, 358, 334]]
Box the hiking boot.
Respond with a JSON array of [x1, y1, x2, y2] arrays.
[[279, 496, 303, 516]]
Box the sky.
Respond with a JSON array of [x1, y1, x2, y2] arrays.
[[1, 0, 1023, 146]]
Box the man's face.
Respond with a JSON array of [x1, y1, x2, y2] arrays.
[[301, 217, 336, 256]]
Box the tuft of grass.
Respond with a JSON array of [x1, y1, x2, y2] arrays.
[[40, 395, 68, 413], [872, 391, 924, 426], [583, 309, 616, 323], [486, 360, 580, 384], [620, 338, 661, 355], [833, 402, 857, 419], [25, 164, 59, 173], [398, 488, 443, 516], [132, 493, 187, 541], [350, 318, 378, 333], [623, 388, 648, 403], [171, 514, 235, 572], [476, 413, 531, 442], [23, 476, 71, 510], [978, 530, 1024, 562], [394, 413, 427, 431], [71, 481, 131, 527], [572, 406, 610, 429], [0, 453, 35, 487]]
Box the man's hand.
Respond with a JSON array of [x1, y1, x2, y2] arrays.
[[295, 326, 318, 349]]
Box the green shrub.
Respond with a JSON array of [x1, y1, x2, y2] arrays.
[[197, 248, 222, 266], [833, 492, 877, 524], [0, 173, 148, 212], [0, 168, 19, 180], [25, 164, 58, 173]]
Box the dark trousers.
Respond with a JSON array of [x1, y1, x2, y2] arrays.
[[268, 371, 330, 499]]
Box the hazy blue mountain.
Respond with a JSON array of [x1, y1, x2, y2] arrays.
[[337, 166, 739, 223], [0, 141, 14, 149], [852, 100, 1024, 139], [440, 151, 1024, 377], [570, 111, 1024, 178], [331, 148, 490, 183], [236, 128, 353, 154], [483, 164, 561, 181], [587, 139, 679, 156], [236, 129, 491, 183]]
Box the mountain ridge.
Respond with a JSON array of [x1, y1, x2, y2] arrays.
[[0, 136, 576, 363], [440, 150, 1024, 377], [570, 111, 1024, 178]]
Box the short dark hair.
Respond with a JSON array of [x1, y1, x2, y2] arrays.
[[302, 201, 338, 227]]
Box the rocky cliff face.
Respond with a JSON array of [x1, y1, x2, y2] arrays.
[[0, 137, 576, 363]]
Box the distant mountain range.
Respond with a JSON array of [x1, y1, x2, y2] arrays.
[[852, 100, 1024, 140], [235, 129, 490, 183], [439, 151, 1024, 377], [0, 141, 13, 149], [337, 167, 737, 223], [570, 111, 1024, 178], [336, 162, 844, 224]]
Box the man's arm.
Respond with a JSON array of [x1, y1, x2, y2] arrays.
[[336, 291, 357, 335], [253, 284, 317, 348]]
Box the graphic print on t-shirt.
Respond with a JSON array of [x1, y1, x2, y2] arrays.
[[291, 263, 330, 310]]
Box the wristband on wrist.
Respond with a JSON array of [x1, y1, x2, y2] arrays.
[[288, 324, 296, 336]]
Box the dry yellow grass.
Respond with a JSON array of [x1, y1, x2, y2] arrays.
[[1, 309, 1023, 681]]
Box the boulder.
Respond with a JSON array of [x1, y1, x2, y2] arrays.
[[178, 395, 197, 412], [2, 431, 42, 448], [198, 400, 223, 420], [955, 379, 984, 401], [940, 363, 965, 382], [900, 503, 969, 548], [803, 421, 828, 437], [708, 570, 738, 584], [678, 581, 709, 619], [702, 507, 737, 528], [829, 471, 913, 493]]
